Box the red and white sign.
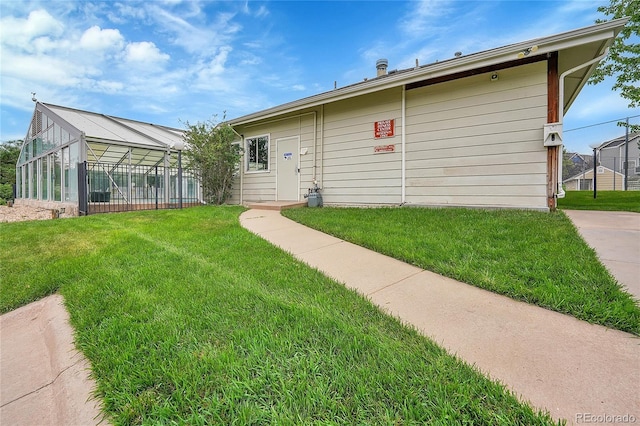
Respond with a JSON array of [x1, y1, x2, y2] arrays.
[[374, 119, 395, 139], [374, 144, 395, 153]]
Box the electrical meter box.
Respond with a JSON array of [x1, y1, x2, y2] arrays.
[[543, 122, 563, 146]]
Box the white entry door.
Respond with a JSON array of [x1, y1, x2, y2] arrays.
[[276, 137, 299, 201]]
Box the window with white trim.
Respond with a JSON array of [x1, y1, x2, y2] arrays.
[[246, 135, 269, 172]]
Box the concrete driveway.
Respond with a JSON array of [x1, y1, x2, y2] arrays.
[[563, 210, 640, 302]]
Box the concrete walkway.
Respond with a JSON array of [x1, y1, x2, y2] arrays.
[[240, 209, 639, 425], [0, 294, 103, 425], [564, 210, 640, 302]]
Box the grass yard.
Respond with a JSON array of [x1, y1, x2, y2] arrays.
[[282, 207, 640, 335], [0, 207, 559, 425], [558, 190, 640, 212]]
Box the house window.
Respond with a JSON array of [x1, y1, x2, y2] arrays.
[[246, 135, 269, 172]]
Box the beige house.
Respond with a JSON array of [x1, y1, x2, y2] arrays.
[[227, 19, 628, 211], [564, 166, 625, 191]]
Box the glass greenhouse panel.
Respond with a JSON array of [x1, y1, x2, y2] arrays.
[[24, 164, 29, 199], [41, 157, 48, 200], [66, 143, 79, 202], [29, 162, 38, 200], [16, 167, 22, 198], [53, 150, 62, 201], [63, 147, 70, 201]]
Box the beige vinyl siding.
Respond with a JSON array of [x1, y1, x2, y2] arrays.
[[595, 169, 625, 190], [228, 176, 241, 203], [234, 112, 316, 203], [321, 87, 403, 205], [405, 61, 548, 209], [565, 168, 625, 191], [564, 179, 580, 191], [226, 139, 243, 204]]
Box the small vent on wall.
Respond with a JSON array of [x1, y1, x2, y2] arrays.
[[35, 111, 42, 134]]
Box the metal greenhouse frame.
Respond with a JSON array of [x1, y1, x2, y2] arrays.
[[15, 102, 202, 216]]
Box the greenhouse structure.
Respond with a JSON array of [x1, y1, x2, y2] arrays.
[[15, 102, 201, 216]]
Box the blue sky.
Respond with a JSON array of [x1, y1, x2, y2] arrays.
[[1, 0, 638, 154]]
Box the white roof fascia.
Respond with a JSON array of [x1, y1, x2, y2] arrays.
[[228, 18, 628, 126]]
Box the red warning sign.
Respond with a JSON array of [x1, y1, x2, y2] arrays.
[[374, 119, 395, 139]]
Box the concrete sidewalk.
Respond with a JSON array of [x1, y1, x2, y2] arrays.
[[564, 210, 640, 302], [240, 209, 639, 425], [0, 294, 104, 426]]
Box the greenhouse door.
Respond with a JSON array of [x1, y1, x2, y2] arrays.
[[276, 137, 299, 201]]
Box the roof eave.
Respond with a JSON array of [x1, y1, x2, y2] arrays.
[[228, 18, 629, 127]]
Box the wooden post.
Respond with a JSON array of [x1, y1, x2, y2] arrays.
[[547, 52, 559, 211]]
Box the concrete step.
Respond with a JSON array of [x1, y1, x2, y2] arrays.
[[245, 201, 307, 211]]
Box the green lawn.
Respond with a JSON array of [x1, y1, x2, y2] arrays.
[[282, 207, 640, 335], [0, 207, 559, 425], [558, 190, 640, 212]]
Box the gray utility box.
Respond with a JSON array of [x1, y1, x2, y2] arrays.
[[307, 191, 323, 207]]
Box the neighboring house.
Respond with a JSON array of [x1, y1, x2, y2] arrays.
[[567, 152, 588, 167], [597, 132, 640, 186], [563, 151, 592, 182], [563, 166, 625, 191], [14, 103, 199, 215], [227, 19, 627, 211]]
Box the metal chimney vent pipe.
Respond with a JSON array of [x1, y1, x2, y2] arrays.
[[376, 58, 388, 77]]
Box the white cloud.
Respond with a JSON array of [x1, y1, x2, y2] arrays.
[[24, 9, 65, 36], [146, 4, 241, 57], [196, 46, 232, 83], [125, 41, 170, 64], [255, 5, 269, 18], [0, 9, 64, 51], [399, 0, 453, 36], [107, 2, 147, 24], [243, 2, 269, 18], [1, 49, 97, 86], [92, 80, 126, 94], [80, 26, 125, 51]]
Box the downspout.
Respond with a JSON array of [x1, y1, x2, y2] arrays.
[[556, 48, 609, 198], [401, 85, 406, 204], [312, 111, 317, 183], [320, 105, 324, 189]]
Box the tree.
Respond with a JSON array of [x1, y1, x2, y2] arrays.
[[0, 140, 22, 204], [589, 0, 639, 109], [182, 117, 242, 205]]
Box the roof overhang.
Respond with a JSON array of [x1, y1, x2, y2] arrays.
[[598, 132, 640, 149], [228, 18, 629, 127]]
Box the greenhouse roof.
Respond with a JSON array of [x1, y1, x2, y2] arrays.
[[42, 103, 184, 150]]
